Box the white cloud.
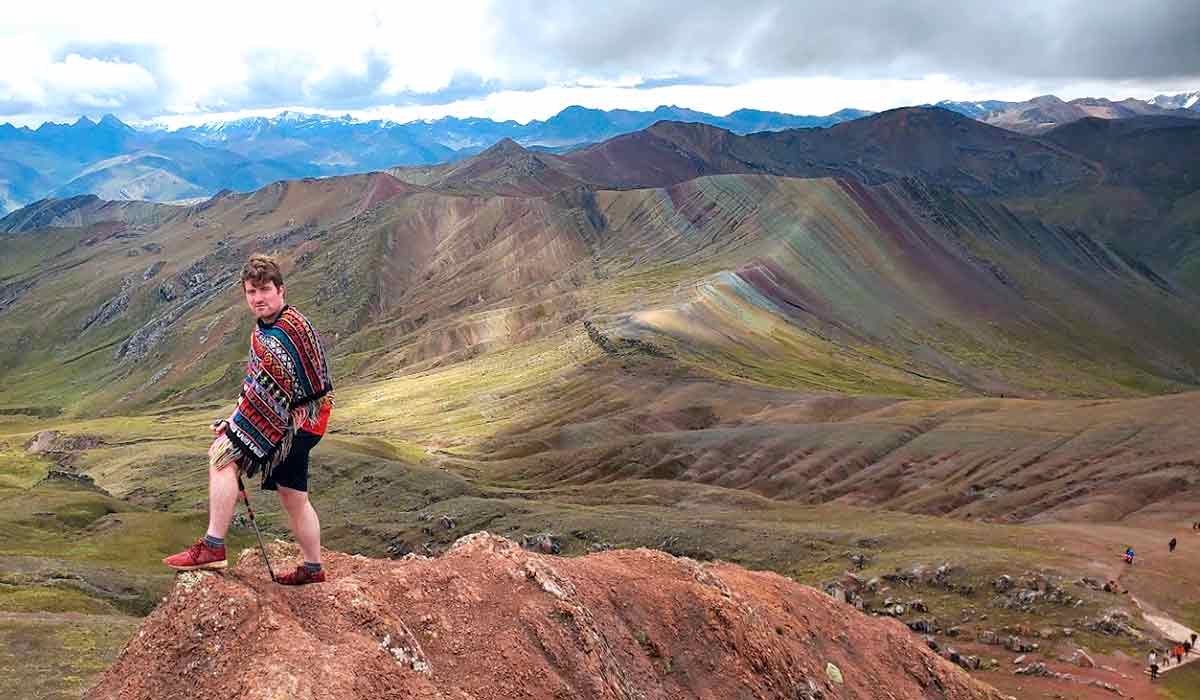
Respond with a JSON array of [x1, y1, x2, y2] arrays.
[[43, 54, 158, 109], [0, 0, 1196, 126], [0, 0, 497, 119]]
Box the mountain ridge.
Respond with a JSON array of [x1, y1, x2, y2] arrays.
[[2, 92, 1194, 213]]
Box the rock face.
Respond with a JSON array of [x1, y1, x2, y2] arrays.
[[85, 533, 1004, 700]]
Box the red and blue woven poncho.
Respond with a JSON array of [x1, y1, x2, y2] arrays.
[[223, 305, 333, 479]]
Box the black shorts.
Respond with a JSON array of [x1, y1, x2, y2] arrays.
[[261, 431, 322, 493]]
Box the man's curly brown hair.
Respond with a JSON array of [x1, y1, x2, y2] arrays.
[[241, 254, 284, 289]]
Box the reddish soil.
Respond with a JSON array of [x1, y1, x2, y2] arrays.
[[85, 534, 1005, 700]]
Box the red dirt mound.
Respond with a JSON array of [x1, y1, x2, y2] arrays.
[[84, 533, 1006, 700]]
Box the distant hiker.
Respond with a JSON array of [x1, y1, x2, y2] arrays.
[[1192, 632, 1198, 649], [1174, 644, 1185, 665], [1185, 639, 1193, 655], [1124, 547, 1135, 565], [1170, 537, 1178, 552], [164, 254, 334, 585], [1149, 651, 1159, 679]]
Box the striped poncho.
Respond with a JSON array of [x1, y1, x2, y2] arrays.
[[216, 305, 333, 480]]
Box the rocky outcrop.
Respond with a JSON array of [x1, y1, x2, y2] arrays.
[[85, 533, 1005, 700], [26, 430, 105, 454]]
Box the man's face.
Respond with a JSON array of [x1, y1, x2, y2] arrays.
[[243, 280, 285, 320]]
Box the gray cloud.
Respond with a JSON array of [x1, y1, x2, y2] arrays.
[[6, 1, 1199, 125], [222, 52, 525, 113], [307, 51, 393, 103], [490, 0, 1200, 83], [239, 49, 315, 109], [384, 72, 544, 107]]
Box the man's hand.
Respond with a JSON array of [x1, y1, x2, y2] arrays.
[[211, 419, 228, 436]]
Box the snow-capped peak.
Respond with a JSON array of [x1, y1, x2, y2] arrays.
[[1148, 91, 1200, 111]]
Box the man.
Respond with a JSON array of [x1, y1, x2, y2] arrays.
[[1169, 536, 1177, 553], [1149, 650, 1159, 679], [163, 254, 334, 585]]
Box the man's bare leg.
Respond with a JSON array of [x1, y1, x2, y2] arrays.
[[278, 486, 322, 564], [206, 462, 239, 539]]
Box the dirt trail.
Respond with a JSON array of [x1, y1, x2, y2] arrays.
[[1130, 596, 1199, 674]]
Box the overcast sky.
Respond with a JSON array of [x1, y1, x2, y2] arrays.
[[1, 0, 1198, 128]]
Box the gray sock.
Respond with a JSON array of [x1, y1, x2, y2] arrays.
[[203, 534, 224, 548], [303, 561, 322, 573]]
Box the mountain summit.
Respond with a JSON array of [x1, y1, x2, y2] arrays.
[[84, 534, 1003, 700]]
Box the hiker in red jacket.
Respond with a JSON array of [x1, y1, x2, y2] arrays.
[[164, 254, 334, 585]]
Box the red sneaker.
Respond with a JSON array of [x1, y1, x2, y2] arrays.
[[163, 538, 227, 571], [276, 565, 326, 586]]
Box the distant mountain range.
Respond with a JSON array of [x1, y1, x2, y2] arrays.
[[0, 92, 1195, 214], [0, 105, 870, 215], [935, 92, 1200, 133]]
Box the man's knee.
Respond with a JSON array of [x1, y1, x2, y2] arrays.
[[277, 486, 309, 510]]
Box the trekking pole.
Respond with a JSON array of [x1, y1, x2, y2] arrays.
[[236, 469, 277, 583]]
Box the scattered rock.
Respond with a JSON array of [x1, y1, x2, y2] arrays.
[[520, 532, 561, 555], [825, 662, 843, 684], [1084, 609, 1141, 638], [81, 275, 135, 332], [1002, 635, 1036, 653], [1069, 649, 1095, 668]]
